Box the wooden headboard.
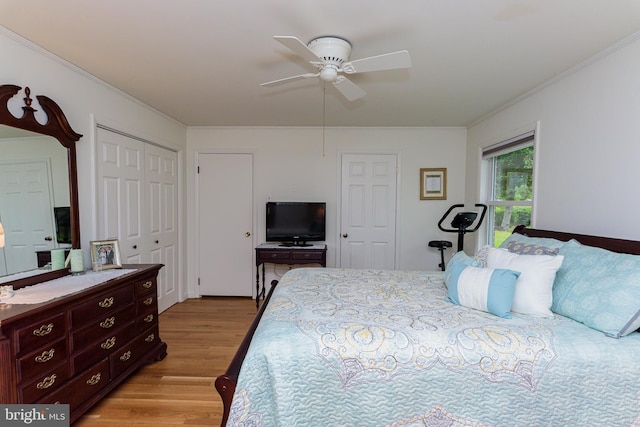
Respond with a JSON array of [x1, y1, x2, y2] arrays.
[[512, 225, 640, 255]]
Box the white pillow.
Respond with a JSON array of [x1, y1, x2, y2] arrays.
[[486, 248, 564, 317]]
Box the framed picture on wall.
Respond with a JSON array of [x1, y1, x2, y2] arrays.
[[90, 239, 122, 270], [420, 168, 447, 200]]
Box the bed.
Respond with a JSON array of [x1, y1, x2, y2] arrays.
[[215, 226, 640, 426]]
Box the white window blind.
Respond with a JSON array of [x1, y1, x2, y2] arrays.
[[482, 131, 535, 159]]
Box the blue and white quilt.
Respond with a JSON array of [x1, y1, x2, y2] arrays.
[[227, 268, 640, 426]]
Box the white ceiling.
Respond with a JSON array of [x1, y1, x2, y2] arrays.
[[1, 1, 639, 127]]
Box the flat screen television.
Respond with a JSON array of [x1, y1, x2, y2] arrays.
[[266, 201, 326, 246], [53, 206, 71, 244]]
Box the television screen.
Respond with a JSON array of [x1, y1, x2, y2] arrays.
[[266, 202, 326, 246], [54, 206, 71, 244]]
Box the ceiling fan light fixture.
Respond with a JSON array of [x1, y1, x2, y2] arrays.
[[319, 66, 338, 82]]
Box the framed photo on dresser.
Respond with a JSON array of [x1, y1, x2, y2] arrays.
[[90, 239, 122, 270]]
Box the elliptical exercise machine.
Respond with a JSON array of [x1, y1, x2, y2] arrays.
[[428, 203, 488, 271]]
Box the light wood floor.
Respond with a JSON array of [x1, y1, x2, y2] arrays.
[[75, 297, 257, 426]]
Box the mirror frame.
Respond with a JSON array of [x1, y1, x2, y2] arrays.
[[0, 84, 82, 289]]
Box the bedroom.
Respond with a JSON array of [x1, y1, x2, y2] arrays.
[[1, 1, 640, 425]]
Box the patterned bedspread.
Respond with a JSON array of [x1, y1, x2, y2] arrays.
[[227, 268, 640, 426]]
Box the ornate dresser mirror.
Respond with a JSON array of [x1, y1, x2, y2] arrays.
[[0, 84, 82, 289]]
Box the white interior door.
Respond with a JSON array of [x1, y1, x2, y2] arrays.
[[0, 161, 56, 274], [197, 153, 253, 296], [340, 153, 398, 269], [97, 127, 180, 312], [145, 144, 179, 312]]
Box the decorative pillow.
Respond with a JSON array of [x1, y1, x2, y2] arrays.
[[487, 248, 564, 317], [553, 239, 640, 337], [443, 250, 485, 287], [504, 240, 559, 256], [499, 232, 566, 251], [445, 261, 520, 318]]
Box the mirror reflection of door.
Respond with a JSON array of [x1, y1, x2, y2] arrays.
[[0, 161, 56, 274], [0, 130, 70, 276]]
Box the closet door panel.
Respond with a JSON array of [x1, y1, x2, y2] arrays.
[[145, 144, 178, 313], [97, 129, 144, 261]]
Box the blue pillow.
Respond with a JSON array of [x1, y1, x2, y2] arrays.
[[446, 262, 520, 318], [553, 239, 640, 337], [443, 251, 484, 287]]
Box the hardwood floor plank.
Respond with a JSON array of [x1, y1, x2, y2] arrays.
[[74, 297, 257, 426]]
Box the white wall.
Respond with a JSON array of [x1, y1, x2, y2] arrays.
[[186, 126, 466, 296], [0, 28, 187, 287], [466, 34, 640, 242]]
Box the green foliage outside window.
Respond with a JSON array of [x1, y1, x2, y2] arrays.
[[489, 145, 534, 247]]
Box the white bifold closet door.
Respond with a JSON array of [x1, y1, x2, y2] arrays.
[[96, 128, 179, 313]]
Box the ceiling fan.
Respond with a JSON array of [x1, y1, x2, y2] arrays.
[[261, 35, 412, 101]]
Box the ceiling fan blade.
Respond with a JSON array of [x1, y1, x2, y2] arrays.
[[332, 76, 366, 101], [342, 50, 411, 74], [260, 73, 319, 87], [274, 36, 322, 64]]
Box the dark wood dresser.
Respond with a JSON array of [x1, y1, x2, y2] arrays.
[[0, 264, 167, 423]]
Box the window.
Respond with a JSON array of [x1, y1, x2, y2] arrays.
[[482, 131, 535, 247]]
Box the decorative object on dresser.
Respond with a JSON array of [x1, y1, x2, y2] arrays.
[[0, 84, 82, 288], [0, 264, 167, 424], [90, 239, 123, 271]]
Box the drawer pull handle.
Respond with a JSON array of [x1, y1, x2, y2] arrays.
[[145, 333, 155, 343], [101, 336, 116, 350], [304, 254, 310, 258], [86, 373, 102, 386], [271, 254, 278, 258], [144, 314, 154, 323], [98, 297, 114, 308], [36, 374, 57, 390], [35, 349, 55, 363], [143, 297, 153, 305], [143, 281, 153, 289], [33, 323, 54, 336], [100, 317, 116, 328], [120, 351, 132, 361]]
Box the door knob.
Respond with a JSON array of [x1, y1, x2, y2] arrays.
[[342, 233, 348, 238], [245, 232, 251, 237], [155, 240, 159, 244], [133, 245, 137, 249]]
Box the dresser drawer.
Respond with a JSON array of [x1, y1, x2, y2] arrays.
[[291, 251, 324, 261], [19, 363, 69, 403], [18, 338, 68, 384], [136, 309, 158, 332], [110, 324, 160, 379], [134, 276, 157, 297], [15, 312, 66, 355], [41, 359, 110, 412], [70, 285, 134, 326], [260, 250, 291, 261], [72, 321, 136, 374], [136, 293, 156, 313], [71, 305, 136, 351]]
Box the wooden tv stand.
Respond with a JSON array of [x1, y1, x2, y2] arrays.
[[255, 243, 326, 308], [0, 264, 167, 423]]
